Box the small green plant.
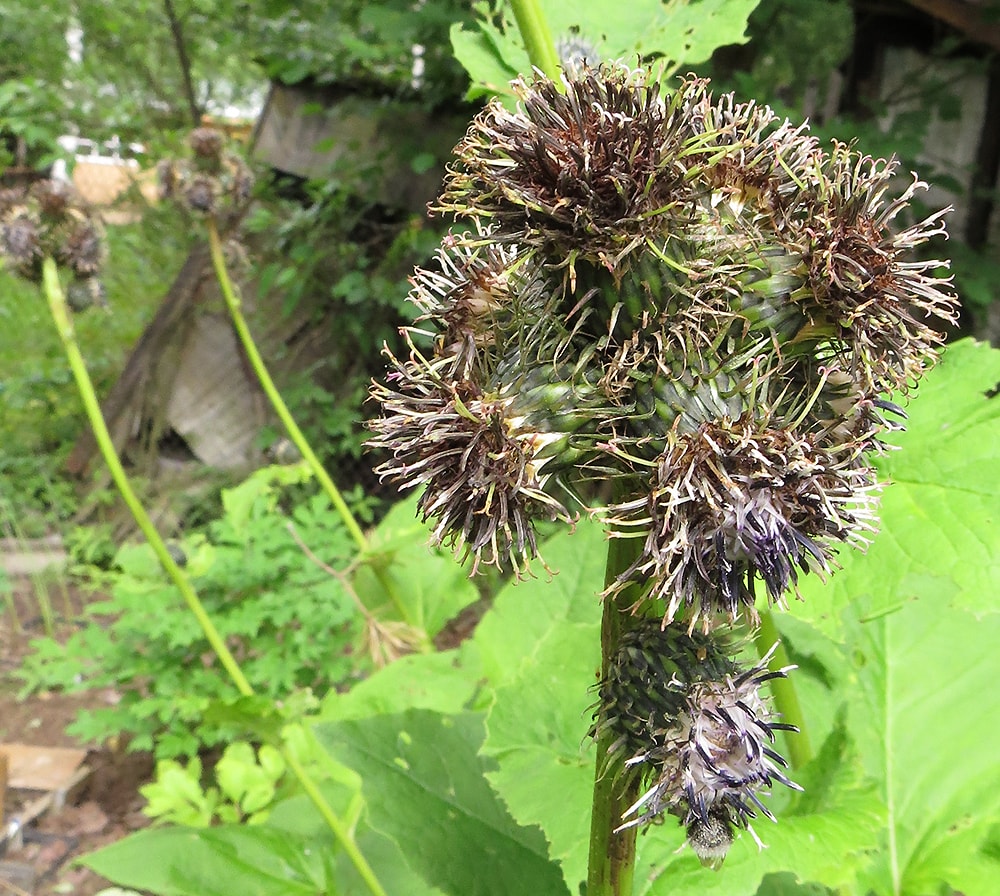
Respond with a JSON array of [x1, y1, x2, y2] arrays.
[[21, 465, 360, 756], [141, 741, 287, 827]]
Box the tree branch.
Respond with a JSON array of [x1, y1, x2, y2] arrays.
[[163, 0, 201, 127]]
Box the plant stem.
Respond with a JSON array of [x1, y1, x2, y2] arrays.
[[42, 258, 389, 896], [43, 259, 254, 697], [204, 219, 422, 637], [754, 609, 813, 769], [206, 218, 367, 550], [587, 533, 645, 896], [509, 0, 562, 80]]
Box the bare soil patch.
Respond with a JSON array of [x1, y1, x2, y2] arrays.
[[1, 573, 153, 896]]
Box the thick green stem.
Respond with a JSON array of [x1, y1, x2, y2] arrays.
[[42, 259, 389, 896], [754, 609, 813, 769], [205, 219, 422, 637], [587, 533, 645, 896], [509, 0, 562, 79]]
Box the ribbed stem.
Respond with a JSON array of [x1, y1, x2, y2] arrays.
[[42, 258, 389, 896], [205, 219, 422, 637], [754, 609, 813, 768], [587, 531, 645, 896], [509, 0, 561, 80]]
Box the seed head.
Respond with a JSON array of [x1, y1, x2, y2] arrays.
[[188, 126, 225, 163], [1, 208, 43, 278], [605, 415, 879, 629], [369, 343, 578, 574], [184, 174, 218, 215], [371, 64, 955, 616], [66, 276, 107, 313], [158, 132, 254, 218], [32, 179, 75, 218], [59, 219, 106, 277], [591, 621, 799, 859]]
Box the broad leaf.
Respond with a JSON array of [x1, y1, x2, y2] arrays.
[[354, 493, 479, 638], [82, 827, 329, 896], [482, 622, 601, 891], [843, 593, 1000, 895], [472, 515, 607, 685], [314, 710, 570, 896], [320, 647, 486, 721], [452, 0, 760, 98], [795, 339, 1000, 635]]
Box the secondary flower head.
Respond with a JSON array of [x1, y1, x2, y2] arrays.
[[0, 179, 107, 302], [605, 414, 880, 629], [158, 128, 253, 218], [370, 63, 956, 628], [591, 621, 799, 861]]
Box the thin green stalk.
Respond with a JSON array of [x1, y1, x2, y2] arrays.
[[42, 258, 389, 896], [43, 258, 254, 696], [587, 533, 645, 896], [205, 220, 421, 637], [206, 219, 367, 550], [754, 609, 813, 769], [509, 0, 562, 80]]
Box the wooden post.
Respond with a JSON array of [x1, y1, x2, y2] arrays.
[[0, 749, 7, 830]]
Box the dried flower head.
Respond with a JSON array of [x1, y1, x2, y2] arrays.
[[66, 275, 107, 312], [0, 178, 107, 289], [369, 342, 583, 573], [184, 174, 219, 215], [1, 208, 43, 278], [606, 415, 880, 629], [32, 179, 76, 218], [59, 219, 106, 277], [795, 146, 957, 392], [371, 63, 955, 625], [591, 621, 799, 860], [158, 130, 254, 218], [189, 126, 225, 163], [436, 66, 695, 264]]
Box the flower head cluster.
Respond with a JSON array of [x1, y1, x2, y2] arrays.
[[371, 65, 956, 623], [158, 127, 253, 218], [0, 179, 107, 308], [591, 621, 799, 864]]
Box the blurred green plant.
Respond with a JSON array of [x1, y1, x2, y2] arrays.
[[20, 469, 477, 757], [141, 741, 287, 827]]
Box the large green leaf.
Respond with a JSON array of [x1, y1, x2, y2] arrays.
[[314, 710, 570, 896], [795, 338, 1000, 635], [452, 0, 760, 98], [482, 622, 601, 891], [471, 515, 607, 684], [842, 592, 1000, 895], [82, 826, 330, 896], [319, 646, 486, 721]]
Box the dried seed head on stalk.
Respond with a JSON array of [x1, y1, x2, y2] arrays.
[[370, 63, 956, 624], [158, 129, 254, 218], [0, 179, 107, 303], [369, 342, 580, 574], [591, 621, 799, 863], [605, 414, 881, 630]]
